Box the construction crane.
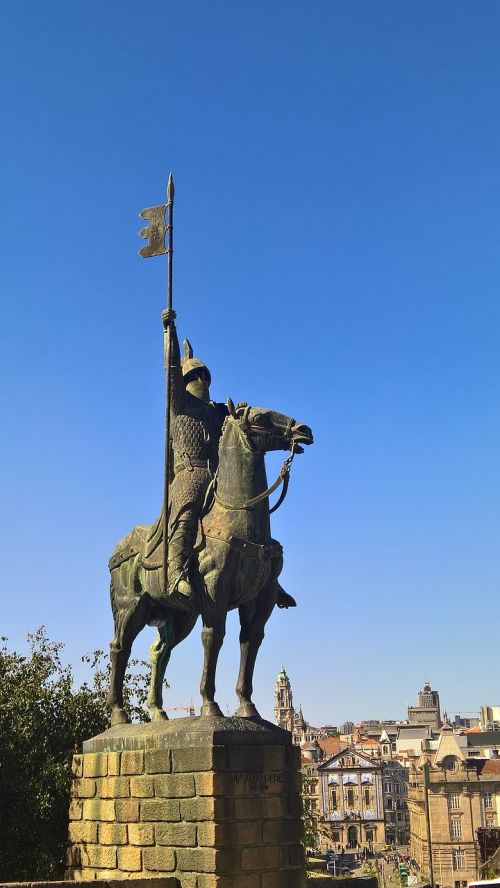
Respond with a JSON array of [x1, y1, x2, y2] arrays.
[[162, 699, 196, 717]]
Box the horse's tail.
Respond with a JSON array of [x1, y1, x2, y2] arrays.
[[109, 569, 120, 624]]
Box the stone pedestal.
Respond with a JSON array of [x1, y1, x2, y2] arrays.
[[66, 716, 305, 888]]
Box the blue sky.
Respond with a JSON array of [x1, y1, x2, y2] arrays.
[[1, 2, 499, 726]]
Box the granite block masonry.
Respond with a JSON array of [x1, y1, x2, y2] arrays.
[[66, 716, 305, 888]]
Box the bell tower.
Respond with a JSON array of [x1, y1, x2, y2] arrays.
[[274, 665, 294, 732]]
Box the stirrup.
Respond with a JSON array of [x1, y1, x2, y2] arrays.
[[167, 581, 196, 610], [167, 567, 193, 601]]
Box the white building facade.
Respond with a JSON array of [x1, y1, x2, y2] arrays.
[[318, 748, 386, 851]]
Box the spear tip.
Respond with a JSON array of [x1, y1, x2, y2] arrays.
[[167, 172, 175, 201]]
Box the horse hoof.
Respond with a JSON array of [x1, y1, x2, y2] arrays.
[[110, 707, 130, 726], [234, 703, 260, 719], [200, 702, 224, 718], [150, 709, 169, 722]]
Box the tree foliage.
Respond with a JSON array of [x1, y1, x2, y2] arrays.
[[0, 628, 149, 881]]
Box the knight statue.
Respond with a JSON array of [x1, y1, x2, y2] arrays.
[[105, 175, 309, 727], [161, 308, 227, 604]]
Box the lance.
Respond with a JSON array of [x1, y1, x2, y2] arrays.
[[138, 172, 175, 597], [162, 173, 174, 596]]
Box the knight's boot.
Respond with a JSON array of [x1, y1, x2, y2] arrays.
[[166, 483, 206, 604], [167, 561, 193, 602], [166, 527, 194, 604]]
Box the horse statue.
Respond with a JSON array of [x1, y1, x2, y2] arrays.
[[106, 399, 313, 726]]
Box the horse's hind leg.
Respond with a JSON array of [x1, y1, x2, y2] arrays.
[[235, 585, 277, 718], [148, 623, 172, 722], [199, 576, 228, 718], [147, 611, 198, 721]]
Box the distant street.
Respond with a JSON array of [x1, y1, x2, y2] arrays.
[[307, 849, 425, 888]]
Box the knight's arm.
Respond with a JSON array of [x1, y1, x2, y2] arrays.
[[162, 309, 185, 414]]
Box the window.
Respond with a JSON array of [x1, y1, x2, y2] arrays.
[[364, 789, 370, 806], [366, 830, 374, 841], [449, 793, 460, 810], [483, 792, 493, 809], [450, 819, 462, 839], [443, 756, 459, 772], [384, 782, 392, 793], [397, 813, 403, 822], [331, 789, 337, 810], [347, 788, 355, 807], [394, 781, 400, 794], [332, 831, 340, 842], [386, 797, 393, 810], [452, 850, 465, 870]]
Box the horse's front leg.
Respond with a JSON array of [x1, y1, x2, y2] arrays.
[[200, 616, 226, 717], [235, 579, 277, 718]]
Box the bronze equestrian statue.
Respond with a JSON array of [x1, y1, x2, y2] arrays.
[[106, 323, 313, 724], [106, 175, 313, 725]]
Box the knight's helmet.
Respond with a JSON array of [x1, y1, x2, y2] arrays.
[[181, 339, 211, 385]]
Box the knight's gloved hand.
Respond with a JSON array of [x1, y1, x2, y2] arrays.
[[162, 308, 177, 327]]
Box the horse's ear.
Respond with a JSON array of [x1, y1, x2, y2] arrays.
[[183, 339, 193, 359], [226, 397, 236, 417]]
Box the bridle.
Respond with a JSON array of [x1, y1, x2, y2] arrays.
[[213, 411, 298, 514]]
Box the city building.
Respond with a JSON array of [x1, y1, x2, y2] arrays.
[[408, 681, 442, 731], [407, 721, 500, 887], [453, 714, 480, 730], [481, 706, 500, 732], [293, 705, 326, 745], [383, 759, 410, 846], [301, 752, 320, 850], [466, 731, 500, 760], [275, 671, 500, 862], [396, 725, 433, 757], [318, 747, 386, 851], [340, 721, 355, 736]]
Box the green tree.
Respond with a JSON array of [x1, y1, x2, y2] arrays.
[[0, 628, 149, 881]]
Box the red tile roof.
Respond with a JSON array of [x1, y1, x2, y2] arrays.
[[479, 759, 500, 776], [318, 738, 344, 755]]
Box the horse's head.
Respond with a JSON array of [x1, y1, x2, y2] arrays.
[[226, 399, 313, 454]]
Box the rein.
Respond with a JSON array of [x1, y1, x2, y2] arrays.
[[213, 448, 296, 514]]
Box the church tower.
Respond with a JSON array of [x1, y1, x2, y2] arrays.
[[274, 665, 294, 732]]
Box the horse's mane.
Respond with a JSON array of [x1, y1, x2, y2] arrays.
[[218, 401, 249, 458]]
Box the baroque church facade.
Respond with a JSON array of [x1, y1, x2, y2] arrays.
[[318, 748, 386, 850]]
